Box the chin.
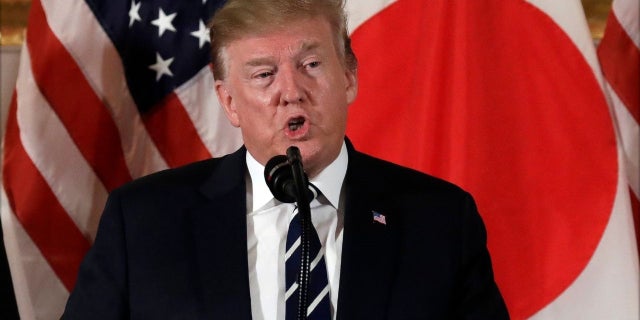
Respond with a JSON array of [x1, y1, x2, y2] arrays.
[[300, 143, 332, 175]]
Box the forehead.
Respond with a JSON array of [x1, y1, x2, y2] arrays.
[[224, 17, 337, 62]]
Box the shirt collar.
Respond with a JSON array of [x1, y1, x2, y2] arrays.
[[246, 141, 348, 211]]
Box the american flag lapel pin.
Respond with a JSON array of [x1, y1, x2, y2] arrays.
[[372, 210, 387, 225]]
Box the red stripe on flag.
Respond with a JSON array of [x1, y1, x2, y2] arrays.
[[2, 92, 91, 291], [142, 92, 212, 168], [26, 0, 132, 191], [598, 12, 640, 123]]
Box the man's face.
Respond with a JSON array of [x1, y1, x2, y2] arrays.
[[215, 16, 358, 178]]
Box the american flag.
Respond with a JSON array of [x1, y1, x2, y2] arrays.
[[2, 0, 241, 317], [597, 0, 640, 255], [2, 0, 639, 319], [372, 210, 386, 225]]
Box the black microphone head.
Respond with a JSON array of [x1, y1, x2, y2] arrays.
[[264, 155, 296, 203]]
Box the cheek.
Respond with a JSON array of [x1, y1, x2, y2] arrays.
[[315, 83, 349, 124], [253, 90, 274, 107], [236, 100, 278, 132], [234, 92, 271, 121], [249, 87, 278, 112], [322, 100, 348, 131]]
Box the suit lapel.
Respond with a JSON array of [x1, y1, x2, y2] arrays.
[[337, 145, 398, 320], [189, 147, 253, 319]]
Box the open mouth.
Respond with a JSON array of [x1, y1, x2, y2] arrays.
[[288, 117, 305, 132]]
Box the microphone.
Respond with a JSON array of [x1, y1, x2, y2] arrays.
[[264, 148, 318, 203], [264, 146, 315, 320]]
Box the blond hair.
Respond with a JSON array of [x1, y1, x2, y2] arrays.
[[208, 0, 357, 80]]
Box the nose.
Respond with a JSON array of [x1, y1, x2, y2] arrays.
[[277, 65, 306, 105]]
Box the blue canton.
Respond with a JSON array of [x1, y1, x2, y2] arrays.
[[84, 0, 226, 112]]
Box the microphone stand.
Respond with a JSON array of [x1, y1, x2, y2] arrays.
[[286, 146, 312, 320]]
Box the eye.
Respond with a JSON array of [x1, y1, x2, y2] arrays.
[[249, 68, 275, 87], [254, 71, 274, 79], [306, 61, 320, 69]]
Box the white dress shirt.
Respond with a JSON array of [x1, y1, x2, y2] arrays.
[[245, 143, 348, 320]]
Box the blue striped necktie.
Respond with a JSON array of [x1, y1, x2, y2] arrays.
[[285, 191, 331, 320]]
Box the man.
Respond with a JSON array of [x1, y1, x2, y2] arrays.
[[63, 0, 509, 319]]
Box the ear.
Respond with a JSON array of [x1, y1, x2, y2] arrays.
[[215, 80, 240, 127], [344, 68, 358, 105]]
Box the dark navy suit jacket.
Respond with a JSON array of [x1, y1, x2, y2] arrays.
[[62, 141, 509, 319]]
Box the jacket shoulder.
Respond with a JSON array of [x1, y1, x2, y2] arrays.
[[119, 148, 244, 193], [349, 150, 468, 199]]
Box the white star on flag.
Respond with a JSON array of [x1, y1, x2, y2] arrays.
[[148, 53, 174, 81], [151, 8, 177, 37], [128, 0, 142, 27], [190, 20, 210, 49]]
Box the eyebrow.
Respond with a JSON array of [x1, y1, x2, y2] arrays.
[[298, 41, 320, 54], [245, 57, 275, 67], [243, 40, 322, 68]]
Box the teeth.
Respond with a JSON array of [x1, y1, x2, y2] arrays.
[[288, 118, 304, 131]]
